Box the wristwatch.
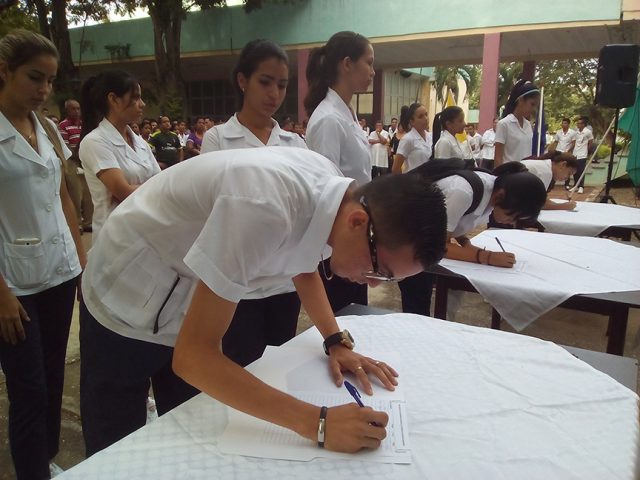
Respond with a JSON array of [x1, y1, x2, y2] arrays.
[[323, 329, 355, 355]]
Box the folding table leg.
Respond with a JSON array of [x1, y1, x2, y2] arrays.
[[491, 308, 501, 330]]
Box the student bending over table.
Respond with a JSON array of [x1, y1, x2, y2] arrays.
[[521, 151, 578, 211], [397, 162, 546, 316], [79, 146, 447, 456]]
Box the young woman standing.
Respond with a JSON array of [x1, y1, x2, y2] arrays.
[[432, 106, 467, 159], [201, 39, 306, 367], [0, 30, 86, 479], [391, 103, 432, 174], [304, 31, 375, 312], [494, 80, 540, 167]]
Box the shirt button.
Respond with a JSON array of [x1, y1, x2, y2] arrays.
[[52, 237, 59, 244], [46, 204, 53, 212], [56, 267, 64, 275]]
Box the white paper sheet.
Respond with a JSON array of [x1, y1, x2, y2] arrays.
[[538, 201, 640, 236], [219, 346, 411, 463], [440, 229, 640, 330]]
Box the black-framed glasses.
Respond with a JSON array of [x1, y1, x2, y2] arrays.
[[359, 196, 398, 282]]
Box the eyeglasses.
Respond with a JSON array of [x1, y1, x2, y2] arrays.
[[359, 196, 398, 282]]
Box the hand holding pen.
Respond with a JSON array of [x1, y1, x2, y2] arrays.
[[344, 380, 383, 427], [485, 237, 516, 268]]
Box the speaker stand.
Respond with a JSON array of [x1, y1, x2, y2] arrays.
[[599, 107, 620, 205]]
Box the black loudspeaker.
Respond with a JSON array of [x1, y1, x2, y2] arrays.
[[595, 44, 639, 108]]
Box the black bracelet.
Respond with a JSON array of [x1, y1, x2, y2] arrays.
[[317, 406, 328, 448]]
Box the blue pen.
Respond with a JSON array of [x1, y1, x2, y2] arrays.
[[495, 237, 506, 252], [344, 380, 383, 427]]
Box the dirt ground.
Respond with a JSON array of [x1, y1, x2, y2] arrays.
[[1, 179, 639, 479]]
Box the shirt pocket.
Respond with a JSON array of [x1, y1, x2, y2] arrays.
[[94, 247, 187, 333], [3, 241, 49, 288]]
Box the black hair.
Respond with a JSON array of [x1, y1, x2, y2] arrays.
[[231, 39, 289, 108], [0, 30, 58, 90], [391, 117, 397, 121], [502, 79, 540, 118], [562, 117, 571, 123], [431, 106, 464, 149], [541, 150, 579, 170], [304, 31, 370, 116], [399, 103, 422, 132], [353, 174, 447, 269], [577, 116, 589, 124], [492, 162, 547, 220], [80, 70, 138, 140]]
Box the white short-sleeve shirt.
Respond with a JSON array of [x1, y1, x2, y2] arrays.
[[81, 147, 352, 346], [434, 130, 465, 159], [554, 128, 577, 153], [435, 172, 496, 237], [396, 127, 433, 172], [201, 114, 307, 153], [306, 88, 371, 186], [79, 119, 160, 241], [468, 132, 482, 161], [573, 128, 594, 159], [521, 159, 553, 190], [495, 114, 533, 163], [0, 112, 81, 295], [480, 128, 496, 159], [368, 129, 390, 168]]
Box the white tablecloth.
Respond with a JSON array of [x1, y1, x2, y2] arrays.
[[59, 314, 639, 480], [440, 229, 640, 330], [538, 201, 640, 236]]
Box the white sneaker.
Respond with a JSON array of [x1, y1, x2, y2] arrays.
[[146, 396, 158, 424], [49, 462, 64, 477], [565, 185, 571, 190], [578, 187, 584, 194]]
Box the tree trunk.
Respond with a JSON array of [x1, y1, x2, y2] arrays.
[[30, 0, 50, 38], [50, 0, 78, 101], [147, 0, 186, 117]]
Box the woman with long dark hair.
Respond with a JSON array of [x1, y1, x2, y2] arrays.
[[201, 39, 306, 367], [494, 80, 540, 167], [432, 106, 466, 159], [304, 31, 375, 313], [0, 30, 86, 479], [78, 70, 159, 241], [391, 102, 432, 174]]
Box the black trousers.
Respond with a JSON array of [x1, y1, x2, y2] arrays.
[[79, 302, 199, 457], [565, 157, 587, 188], [398, 272, 434, 316], [222, 291, 301, 367], [0, 278, 76, 480], [320, 259, 368, 313]]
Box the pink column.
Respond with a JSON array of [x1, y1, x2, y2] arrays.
[[478, 33, 501, 132], [297, 48, 310, 122]]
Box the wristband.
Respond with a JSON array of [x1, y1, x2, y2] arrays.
[[317, 406, 328, 448]]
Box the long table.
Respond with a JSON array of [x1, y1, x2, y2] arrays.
[[58, 313, 639, 479]]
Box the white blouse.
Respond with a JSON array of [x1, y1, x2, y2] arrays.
[[79, 119, 160, 241], [396, 127, 433, 172], [0, 112, 81, 295], [306, 88, 371, 186]]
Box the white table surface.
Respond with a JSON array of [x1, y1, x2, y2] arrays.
[[58, 314, 639, 480], [538, 201, 640, 236], [440, 229, 640, 330]]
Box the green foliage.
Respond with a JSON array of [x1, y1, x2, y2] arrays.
[[0, 3, 39, 37], [433, 65, 480, 106], [596, 144, 611, 160]]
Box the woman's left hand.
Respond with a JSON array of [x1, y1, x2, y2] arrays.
[[328, 346, 398, 395]]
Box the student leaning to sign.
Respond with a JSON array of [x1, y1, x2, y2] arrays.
[[79, 146, 447, 456], [521, 151, 579, 211], [0, 30, 87, 479], [397, 161, 547, 316]]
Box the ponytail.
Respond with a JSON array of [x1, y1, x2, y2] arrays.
[[493, 161, 546, 219], [399, 102, 421, 132], [431, 112, 443, 154], [502, 79, 540, 118], [80, 70, 138, 141], [304, 31, 370, 116], [431, 106, 463, 153]]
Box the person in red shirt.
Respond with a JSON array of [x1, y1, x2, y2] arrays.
[[58, 99, 93, 232]]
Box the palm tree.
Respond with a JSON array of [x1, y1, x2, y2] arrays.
[[432, 65, 480, 107], [497, 62, 523, 112]]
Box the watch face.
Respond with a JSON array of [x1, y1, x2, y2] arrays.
[[340, 329, 354, 350]]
